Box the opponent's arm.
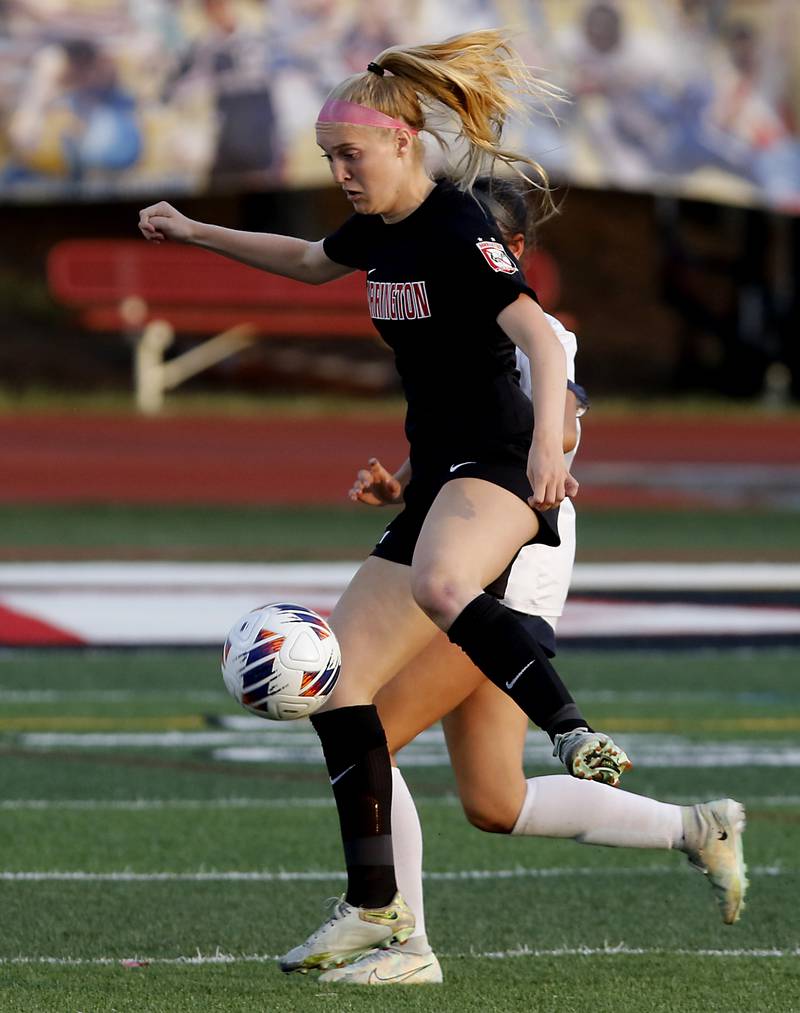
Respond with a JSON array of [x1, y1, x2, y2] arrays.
[[563, 389, 578, 454], [138, 201, 350, 285], [497, 294, 578, 510], [349, 458, 410, 506]]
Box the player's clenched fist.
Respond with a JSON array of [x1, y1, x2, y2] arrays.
[[527, 442, 578, 511], [138, 201, 197, 244]]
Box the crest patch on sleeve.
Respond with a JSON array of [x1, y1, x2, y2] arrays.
[[476, 240, 518, 275]]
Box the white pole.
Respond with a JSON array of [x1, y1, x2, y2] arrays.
[[134, 320, 174, 415]]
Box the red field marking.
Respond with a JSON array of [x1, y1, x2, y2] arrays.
[[0, 603, 84, 646], [0, 412, 798, 506]]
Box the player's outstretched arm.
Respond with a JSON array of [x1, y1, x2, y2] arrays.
[[137, 201, 350, 285], [348, 457, 409, 506]]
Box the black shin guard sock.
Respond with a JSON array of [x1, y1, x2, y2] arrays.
[[311, 705, 397, 908], [448, 593, 590, 740]]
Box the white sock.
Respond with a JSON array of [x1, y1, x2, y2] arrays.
[[511, 776, 684, 850], [391, 767, 427, 942]]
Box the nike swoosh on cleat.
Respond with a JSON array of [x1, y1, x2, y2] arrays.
[[368, 962, 433, 984], [364, 909, 398, 922], [329, 764, 356, 786]]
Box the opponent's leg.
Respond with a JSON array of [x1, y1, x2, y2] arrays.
[[444, 680, 747, 924], [377, 633, 486, 755], [512, 778, 747, 924]]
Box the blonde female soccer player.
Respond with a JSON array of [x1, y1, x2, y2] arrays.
[[316, 178, 747, 986], [139, 32, 745, 975]]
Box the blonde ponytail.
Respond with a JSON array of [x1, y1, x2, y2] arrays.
[[326, 30, 562, 212]]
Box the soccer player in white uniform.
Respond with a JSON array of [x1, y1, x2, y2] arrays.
[[139, 32, 747, 978]]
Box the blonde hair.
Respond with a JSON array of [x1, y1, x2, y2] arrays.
[[325, 30, 562, 212]]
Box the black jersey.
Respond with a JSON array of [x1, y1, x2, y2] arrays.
[[323, 180, 539, 456]]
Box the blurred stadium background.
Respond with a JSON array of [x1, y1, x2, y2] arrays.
[[1, 1, 799, 1010]]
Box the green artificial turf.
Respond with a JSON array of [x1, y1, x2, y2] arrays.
[[0, 647, 798, 1011], [2, 504, 799, 560]]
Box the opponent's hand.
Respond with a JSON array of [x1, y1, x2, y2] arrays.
[[348, 458, 403, 506], [527, 442, 579, 510], [138, 201, 197, 244]]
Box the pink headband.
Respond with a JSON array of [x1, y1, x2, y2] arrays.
[[316, 98, 418, 134]]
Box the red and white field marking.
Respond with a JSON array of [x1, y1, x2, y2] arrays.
[[1, 562, 799, 646]]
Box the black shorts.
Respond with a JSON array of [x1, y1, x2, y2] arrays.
[[371, 445, 560, 572]]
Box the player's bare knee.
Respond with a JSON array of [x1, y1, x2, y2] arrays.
[[463, 800, 516, 835], [410, 568, 465, 626]]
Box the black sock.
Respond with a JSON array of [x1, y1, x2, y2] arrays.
[[448, 593, 590, 740], [311, 704, 397, 908]]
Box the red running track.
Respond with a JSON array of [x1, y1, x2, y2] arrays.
[[1, 412, 798, 506]]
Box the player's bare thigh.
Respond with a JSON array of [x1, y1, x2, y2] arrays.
[[322, 555, 439, 710], [442, 679, 529, 833], [375, 632, 485, 755], [411, 478, 540, 628]]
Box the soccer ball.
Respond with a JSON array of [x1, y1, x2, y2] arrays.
[[221, 602, 341, 720]]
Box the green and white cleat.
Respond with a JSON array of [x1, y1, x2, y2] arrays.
[[553, 727, 632, 786], [319, 942, 443, 985], [278, 892, 415, 973], [682, 798, 748, 925]]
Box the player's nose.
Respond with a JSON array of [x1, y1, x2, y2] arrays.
[[331, 161, 351, 184]]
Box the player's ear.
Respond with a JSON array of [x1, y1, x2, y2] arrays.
[[395, 129, 415, 158], [506, 232, 525, 260]]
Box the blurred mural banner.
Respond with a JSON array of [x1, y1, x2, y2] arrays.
[[1, 0, 798, 211]]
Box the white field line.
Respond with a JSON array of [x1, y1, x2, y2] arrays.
[[2, 794, 800, 812], [1, 945, 798, 966], [213, 742, 800, 768], [0, 865, 789, 883], [2, 687, 798, 705], [3, 560, 800, 591], [0, 797, 342, 811], [0, 690, 226, 703], [15, 730, 800, 770]]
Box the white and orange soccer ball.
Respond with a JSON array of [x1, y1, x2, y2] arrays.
[[221, 603, 341, 720]]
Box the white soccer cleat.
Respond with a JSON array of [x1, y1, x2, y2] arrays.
[[682, 798, 748, 925], [318, 942, 443, 985], [278, 892, 415, 973], [552, 726, 632, 786]]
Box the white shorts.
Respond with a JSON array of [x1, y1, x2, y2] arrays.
[[500, 496, 575, 631]]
